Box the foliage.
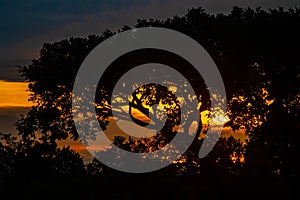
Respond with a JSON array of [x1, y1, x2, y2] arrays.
[[0, 6, 299, 182]]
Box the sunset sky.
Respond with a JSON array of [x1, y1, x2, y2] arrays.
[[1, 0, 299, 81], [0, 80, 31, 133], [0, 0, 298, 153], [0, 80, 31, 107]]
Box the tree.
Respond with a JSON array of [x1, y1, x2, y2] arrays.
[[0, 7, 299, 181]]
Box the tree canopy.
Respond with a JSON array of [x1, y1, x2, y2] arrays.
[[1, 6, 299, 199]]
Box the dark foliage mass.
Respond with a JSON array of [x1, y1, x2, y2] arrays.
[[1, 6, 299, 199]]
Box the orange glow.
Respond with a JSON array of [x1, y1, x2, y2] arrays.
[[131, 107, 152, 124], [0, 80, 32, 107], [230, 152, 245, 164], [200, 109, 229, 125]]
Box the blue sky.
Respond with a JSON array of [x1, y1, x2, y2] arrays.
[[0, 0, 300, 81]]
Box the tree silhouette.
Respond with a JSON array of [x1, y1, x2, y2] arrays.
[[0, 6, 299, 199]]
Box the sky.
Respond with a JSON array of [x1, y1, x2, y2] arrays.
[[0, 0, 298, 147], [1, 0, 300, 81]]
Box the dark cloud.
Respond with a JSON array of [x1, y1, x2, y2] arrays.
[[1, 0, 299, 48], [0, 0, 151, 48], [0, 67, 23, 82], [1, 0, 300, 81], [1, 0, 299, 38], [0, 107, 29, 134]]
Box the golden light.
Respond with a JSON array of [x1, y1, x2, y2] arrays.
[[200, 109, 229, 126], [230, 152, 245, 164], [0, 80, 32, 107], [130, 107, 152, 124]]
